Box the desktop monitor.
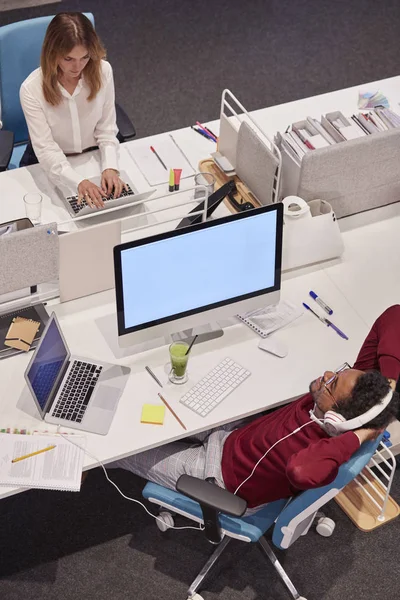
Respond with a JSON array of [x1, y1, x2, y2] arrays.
[[114, 204, 283, 347]]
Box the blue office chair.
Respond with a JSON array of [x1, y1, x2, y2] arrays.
[[143, 436, 383, 600], [0, 13, 135, 171]]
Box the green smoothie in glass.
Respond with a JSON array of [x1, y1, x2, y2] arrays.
[[169, 341, 189, 383]]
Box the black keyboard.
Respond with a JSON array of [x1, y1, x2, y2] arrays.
[[51, 360, 103, 423], [67, 183, 135, 215]]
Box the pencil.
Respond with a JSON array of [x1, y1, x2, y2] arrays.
[[158, 393, 187, 430], [12, 444, 56, 463], [150, 145, 167, 170]]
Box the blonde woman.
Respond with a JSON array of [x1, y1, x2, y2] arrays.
[[20, 12, 124, 208]]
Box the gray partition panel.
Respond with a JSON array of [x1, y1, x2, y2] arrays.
[[0, 222, 59, 295], [236, 121, 279, 206], [298, 128, 400, 218]]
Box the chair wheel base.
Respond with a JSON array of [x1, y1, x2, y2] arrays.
[[156, 511, 175, 532], [188, 594, 204, 600], [316, 516, 335, 537]]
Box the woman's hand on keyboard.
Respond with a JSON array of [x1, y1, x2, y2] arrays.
[[101, 168, 126, 198], [78, 180, 105, 209]]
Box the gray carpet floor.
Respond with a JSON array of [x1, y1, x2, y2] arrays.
[[1, 2, 400, 599], [0, 466, 399, 600]]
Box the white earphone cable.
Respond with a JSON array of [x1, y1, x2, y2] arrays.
[[233, 420, 314, 496], [56, 429, 204, 533]]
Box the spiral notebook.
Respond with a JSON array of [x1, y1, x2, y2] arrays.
[[236, 300, 303, 338], [0, 433, 85, 492]]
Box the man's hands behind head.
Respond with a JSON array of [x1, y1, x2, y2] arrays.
[[354, 427, 385, 444]]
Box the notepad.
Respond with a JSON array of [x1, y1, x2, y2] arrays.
[[4, 316, 40, 351], [141, 404, 165, 425], [0, 433, 85, 492], [237, 300, 303, 338]]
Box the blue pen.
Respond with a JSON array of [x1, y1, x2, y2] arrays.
[[302, 303, 348, 340], [309, 291, 333, 315], [191, 126, 216, 143]]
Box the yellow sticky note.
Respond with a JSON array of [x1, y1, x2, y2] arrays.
[[141, 404, 165, 425]]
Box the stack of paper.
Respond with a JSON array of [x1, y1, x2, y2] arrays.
[[0, 433, 85, 491]]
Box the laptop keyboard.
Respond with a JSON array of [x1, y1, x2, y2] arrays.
[[67, 183, 135, 215], [51, 360, 103, 423]]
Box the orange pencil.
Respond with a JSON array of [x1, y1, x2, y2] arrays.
[[158, 393, 187, 430]]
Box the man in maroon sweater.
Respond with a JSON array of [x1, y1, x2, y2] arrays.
[[113, 305, 400, 509]]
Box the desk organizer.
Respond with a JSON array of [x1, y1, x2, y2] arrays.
[[278, 127, 400, 218], [218, 89, 282, 204]]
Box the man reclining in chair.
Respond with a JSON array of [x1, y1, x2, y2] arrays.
[[112, 305, 400, 509]]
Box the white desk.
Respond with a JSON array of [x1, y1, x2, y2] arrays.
[[1, 75, 400, 500], [323, 211, 400, 325], [0, 268, 369, 499]]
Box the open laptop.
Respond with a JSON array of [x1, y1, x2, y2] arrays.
[[57, 170, 155, 218], [24, 313, 130, 435], [59, 220, 121, 302]]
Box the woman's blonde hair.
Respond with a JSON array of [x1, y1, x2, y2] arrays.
[[41, 12, 106, 106]]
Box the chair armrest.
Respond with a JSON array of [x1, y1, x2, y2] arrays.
[[177, 474, 247, 516], [0, 130, 14, 171], [115, 103, 136, 142], [176, 475, 247, 544]]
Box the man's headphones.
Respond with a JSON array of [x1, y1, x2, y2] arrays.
[[309, 389, 393, 437]]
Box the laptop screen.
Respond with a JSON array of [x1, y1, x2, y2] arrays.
[[26, 317, 69, 415]]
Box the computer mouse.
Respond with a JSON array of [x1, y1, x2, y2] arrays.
[[258, 337, 288, 358]]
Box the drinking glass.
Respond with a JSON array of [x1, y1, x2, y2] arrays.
[[23, 193, 42, 225], [194, 172, 216, 199], [168, 341, 190, 384]]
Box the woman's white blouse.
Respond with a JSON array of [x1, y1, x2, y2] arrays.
[[20, 60, 119, 188]]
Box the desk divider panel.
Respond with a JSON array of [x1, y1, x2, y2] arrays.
[[278, 128, 400, 218], [0, 222, 58, 295]]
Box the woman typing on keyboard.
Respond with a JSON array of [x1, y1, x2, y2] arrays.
[[20, 12, 125, 209]]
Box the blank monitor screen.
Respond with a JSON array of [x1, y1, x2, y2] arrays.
[[114, 204, 283, 336]]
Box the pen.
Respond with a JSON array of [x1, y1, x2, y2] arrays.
[[204, 126, 217, 140], [309, 291, 333, 315], [303, 303, 348, 340], [191, 125, 215, 143], [12, 444, 56, 463], [150, 146, 167, 170], [325, 319, 349, 340], [195, 121, 217, 142], [145, 365, 163, 388], [158, 393, 187, 430]]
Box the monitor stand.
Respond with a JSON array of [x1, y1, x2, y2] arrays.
[[95, 314, 235, 359], [170, 322, 224, 344]]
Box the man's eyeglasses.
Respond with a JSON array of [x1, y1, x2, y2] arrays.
[[323, 362, 351, 403]]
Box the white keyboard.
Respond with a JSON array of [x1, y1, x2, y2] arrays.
[[180, 357, 251, 417]]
